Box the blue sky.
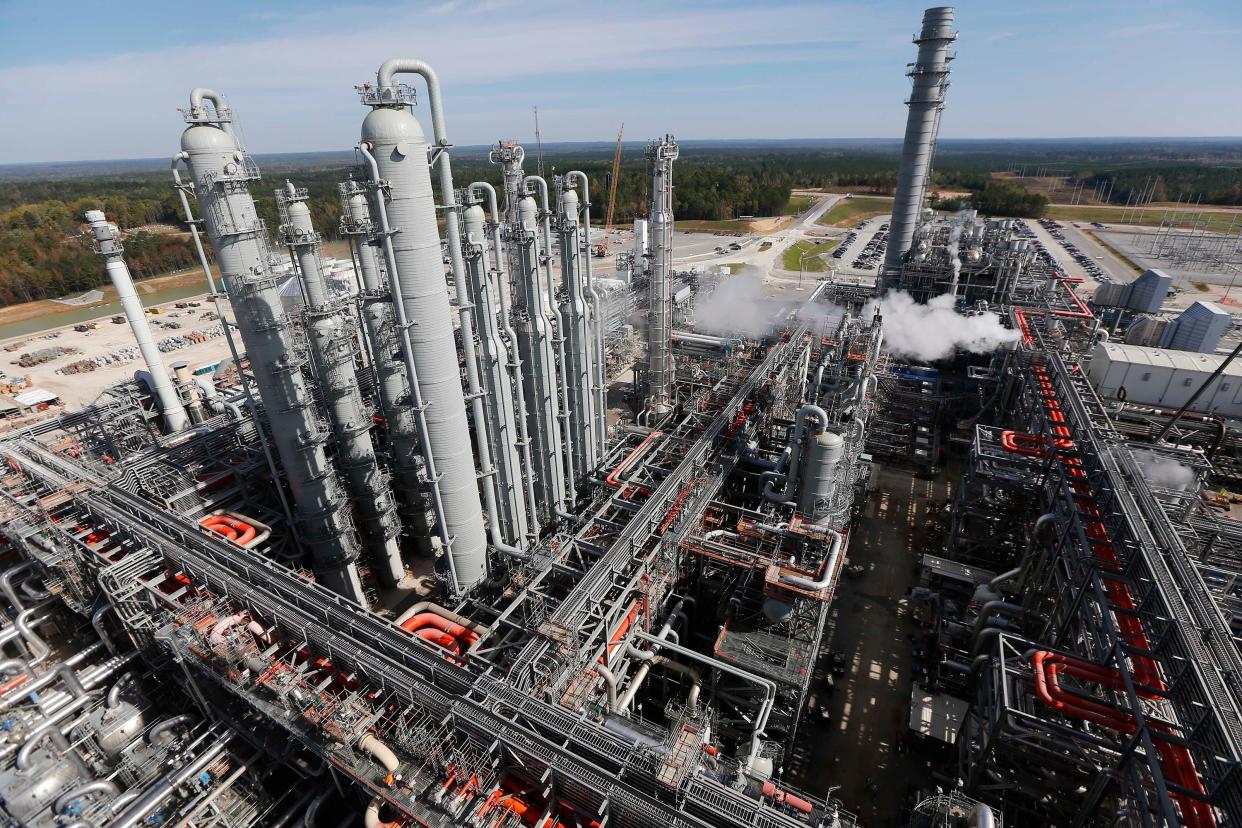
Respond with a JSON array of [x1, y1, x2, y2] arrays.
[[1, 0, 1239, 163]]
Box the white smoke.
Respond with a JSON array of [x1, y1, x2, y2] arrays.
[[865, 290, 1021, 362], [1131, 449, 1198, 491], [695, 268, 784, 338], [695, 267, 846, 339], [946, 219, 964, 292]]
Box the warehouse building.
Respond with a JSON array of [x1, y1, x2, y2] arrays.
[[1088, 341, 1242, 417]]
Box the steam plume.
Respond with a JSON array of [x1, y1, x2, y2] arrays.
[[865, 290, 1020, 362], [1131, 449, 1197, 491]]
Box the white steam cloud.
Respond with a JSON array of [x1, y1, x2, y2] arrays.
[[695, 268, 845, 339], [1131, 449, 1198, 491], [865, 291, 1021, 363]]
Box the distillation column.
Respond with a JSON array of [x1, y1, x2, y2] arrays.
[[492, 143, 566, 521], [84, 210, 190, 433], [177, 89, 365, 603], [555, 177, 600, 479], [338, 182, 433, 558], [277, 182, 405, 587], [881, 6, 956, 283], [461, 196, 529, 546], [358, 67, 488, 590], [645, 135, 679, 420]]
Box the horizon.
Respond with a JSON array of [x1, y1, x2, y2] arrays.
[[2, 0, 1240, 164]]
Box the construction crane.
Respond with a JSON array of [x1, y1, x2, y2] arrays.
[[594, 124, 624, 258]]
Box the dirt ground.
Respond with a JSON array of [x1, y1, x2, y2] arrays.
[[785, 463, 952, 824]]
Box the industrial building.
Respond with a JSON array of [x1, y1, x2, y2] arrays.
[[0, 6, 1239, 828]]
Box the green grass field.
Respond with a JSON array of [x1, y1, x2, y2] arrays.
[[1046, 205, 1242, 231], [781, 239, 840, 272], [784, 195, 814, 216], [818, 196, 893, 228], [673, 219, 753, 232]]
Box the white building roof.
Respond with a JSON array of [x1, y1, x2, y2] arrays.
[[1098, 342, 1242, 378], [13, 389, 59, 407]]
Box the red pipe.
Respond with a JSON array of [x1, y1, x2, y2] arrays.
[[606, 432, 664, 489], [400, 613, 478, 647], [761, 781, 814, 815]]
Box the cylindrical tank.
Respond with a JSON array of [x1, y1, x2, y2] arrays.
[[645, 136, 679, 419], [361, 104, 487, 588], [882, 6, 956, 281], [462, 201, 527, 546], [340, 184, 432, 558], [556, 182, 600, 480], [180, 100, 365, 603], [278, 184, 405, 587], [797, 430, 846, 521], [633, 218, 649, 278], [85, 211, 190, 433]]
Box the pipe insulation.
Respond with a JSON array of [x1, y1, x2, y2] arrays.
[[84, 211, 190, 433], [338, 181, 433, 558], [491, 144, 566, 521], [462, 198, 528, 547], [179, 91, 366, 603], [361, 60, 488, 590], [278, 182, 405, 587], [882, 6, 956, 280], [565, 171, 609, 460]]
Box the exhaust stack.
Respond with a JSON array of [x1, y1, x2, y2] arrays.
[[644, 135, 679, 422], [84, 210, 190, 434], [881, 6, 957, 284]]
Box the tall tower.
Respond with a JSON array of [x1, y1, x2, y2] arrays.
[[882, 7, 957, 285], [645, 135, 679, 420]]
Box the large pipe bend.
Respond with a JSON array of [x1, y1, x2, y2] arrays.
[[55, 780, 120, 815], [375, 60, 445, 142], [147, 714, 195, 745], [776, 527, 845, 593], [357, 732, 399, 774], [0, 561, 36, 613]]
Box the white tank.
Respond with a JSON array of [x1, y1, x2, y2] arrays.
[[361, 104, 488, 589]]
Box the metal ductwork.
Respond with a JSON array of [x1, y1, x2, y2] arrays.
[[177, 90, 366, 604], [276, 181, 405, 587], [358, 61, 488, 592], [644, 135, 679, 422], [84, 210, 190, 434], [882, 6, 957, 284]]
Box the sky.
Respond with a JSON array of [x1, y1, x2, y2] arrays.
[[0, 0, 1239, 164]]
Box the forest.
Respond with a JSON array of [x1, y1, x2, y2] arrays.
[[1, 139, 1239, 306]]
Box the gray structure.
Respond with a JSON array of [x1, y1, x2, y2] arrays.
[[1161, 301, 1231, 354], [358, 62, 489, 591], [491, 143, 567, 522], [338, 180, 433, 557], [643, 135, 679, 422], [556, 176, 602, 483], [1094, 268, 1173, 314], [882, 6, 957, 281], [178, 89, 366, 603], [84, 210, 190, 434], [277, 182, 404, 586]]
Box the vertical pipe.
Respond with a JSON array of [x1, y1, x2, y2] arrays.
[[179, 93, 365, 603], [567, 171, 609, 459], [277, 182, 405, 587], [84, 210, 190, 433], [882, 6, 957, 282], [339, 182, 433, 558], [554, 178, 598, 479], [469, 182, 541, 547], [462, 197, 528, 548], [525, 175, 578, 507]]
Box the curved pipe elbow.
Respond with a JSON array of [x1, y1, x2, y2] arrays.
[[357, 732, 400, 774], [375, 59, 445, 142], [147, 714, 196, 745], [55, 780, 120, 815]]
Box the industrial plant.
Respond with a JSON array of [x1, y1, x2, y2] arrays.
[[1, 6, 1241, 828]]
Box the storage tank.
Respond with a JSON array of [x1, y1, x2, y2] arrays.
[[797, 430, 846, 522], [359, 73, 488, 589]]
